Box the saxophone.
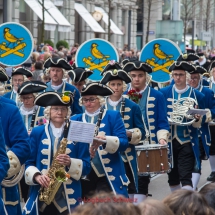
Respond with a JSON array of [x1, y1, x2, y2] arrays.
[[39, 118, 71, 205]]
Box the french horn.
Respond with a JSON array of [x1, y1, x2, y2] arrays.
[[1, 165, 25, 187], [168, 97, 198, 126]]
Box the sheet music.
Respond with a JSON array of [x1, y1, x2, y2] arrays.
[[186, 108, 208, 116], [67, 120, 96, 143]]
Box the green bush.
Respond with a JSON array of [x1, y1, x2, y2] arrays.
[[44, 39, 54, 48], [56, 40, 69, 50]]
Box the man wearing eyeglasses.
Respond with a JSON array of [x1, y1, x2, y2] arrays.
[[71, 82, 129, 198], [3, 67, 33, 107], [160, 61, 206, 192], [188, 65, 215, 188]]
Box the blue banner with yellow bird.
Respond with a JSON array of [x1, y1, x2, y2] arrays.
[[0, 22, 33, 66], [75, 38, 119, 81], [139, 38, 181, 83]]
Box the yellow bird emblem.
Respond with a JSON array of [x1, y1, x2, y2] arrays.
[[90, 43, 110, 63], [4, 28, 24, 48], [153, 43, 173, 63]]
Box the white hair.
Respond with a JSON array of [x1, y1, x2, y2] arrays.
[[18, 92, 38, 103], [0, 83, 5, 95], [79, 95, 105, 106], [44, 106, 71, 120], [107, 80, 127, 92], [45, 67, 67, 78], [170, 70, 190, 83]]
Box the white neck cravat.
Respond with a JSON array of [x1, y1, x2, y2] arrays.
[[108, 97, 122, 107], [51, 80, 64, 91], [20, 105, 37, 116], [85, 107, 101, 117], [50, 121, 64, 138]]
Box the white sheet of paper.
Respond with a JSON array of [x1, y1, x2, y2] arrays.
[[67, 120, 96, 144], [186, 108, 208, 116]]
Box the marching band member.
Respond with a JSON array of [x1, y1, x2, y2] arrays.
[[18, 81, 47, 132], [0, 121, 10, 215], [0, 89, 30, 214], [68, 68, 93, 93], [3, 67, 33, 107], [23, 92, 91, 215], [123, 61, 169, 203], [160, 61, 205, 192], [206, 61, 215, 181], [71, 82, 129, 198], [17, 81, 47, 202], [44, 57, 82, 115], [100, 62, 145, 200], [188, 65, 215, 190]]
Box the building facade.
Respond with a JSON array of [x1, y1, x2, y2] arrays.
[[0, 0, 139, 50]]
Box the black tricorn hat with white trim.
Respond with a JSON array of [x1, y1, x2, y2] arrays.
[[68, 68, 93, 83], [0, 66, 9, 81], [193, 65, 207, 74], [44, 57, 73, 70], [81, 82, 114, 96], [18, 81, 47, 95], [34, 91, 74, 107], [123, 61, 153, 73], [12, 67, 33, 78], [101, 60, 122, 75], [169, 61, 196, 73], [208, 60, 215, 71], [100, 69, 132, 85], [177, 53, 199, 62]]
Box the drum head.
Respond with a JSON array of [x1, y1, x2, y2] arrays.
[[135, 144, 168, 150]]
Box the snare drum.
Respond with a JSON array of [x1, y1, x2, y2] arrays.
[[135, 144, 170, 174]]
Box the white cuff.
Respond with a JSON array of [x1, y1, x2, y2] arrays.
[[6, 151, 21, 178], [25, 166, 41, 185], [68, 158, 83, 181], [192, 117, 202, 128], [157, 129, 169, 142], [104, 136, 120, 154], [129, 128, 142, 145], [205, 109, 212, 123]]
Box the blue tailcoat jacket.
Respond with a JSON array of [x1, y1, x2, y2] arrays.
[[125, 87, 169, 144], [104, 97, 145, 192], [22, 123, 91, 215], [0, 119, 10, 215], [0, 101, 30, 215], [198, 86, 215, 158], [46, 82, 82, 115], [71, 110, 129, 197], [160, 85, 206, 169]]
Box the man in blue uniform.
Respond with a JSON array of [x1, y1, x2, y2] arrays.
[[72, 82, 129, 198], [3, 67, 33, 106], [123, 61, 169, 203], [44, 57, 82, 115], [100, 62, 145, 200], [188, 65, 215, 190], [160, 61, 205, 192]]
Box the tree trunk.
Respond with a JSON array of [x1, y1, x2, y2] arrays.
[[41, 0, 45, 44], [145, 0, 151, 44]]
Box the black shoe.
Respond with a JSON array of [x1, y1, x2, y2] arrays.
[[207, 172, 215, 181]]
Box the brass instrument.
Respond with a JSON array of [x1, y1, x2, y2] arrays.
[[4, 83, 12, 93], [1, 165, 25, 187], [39, 118, 70, 205], [202, 72, 210, 79], [168, 97, 198, 126]]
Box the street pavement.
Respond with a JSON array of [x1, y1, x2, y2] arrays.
[[148, 159, 212, 201]]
